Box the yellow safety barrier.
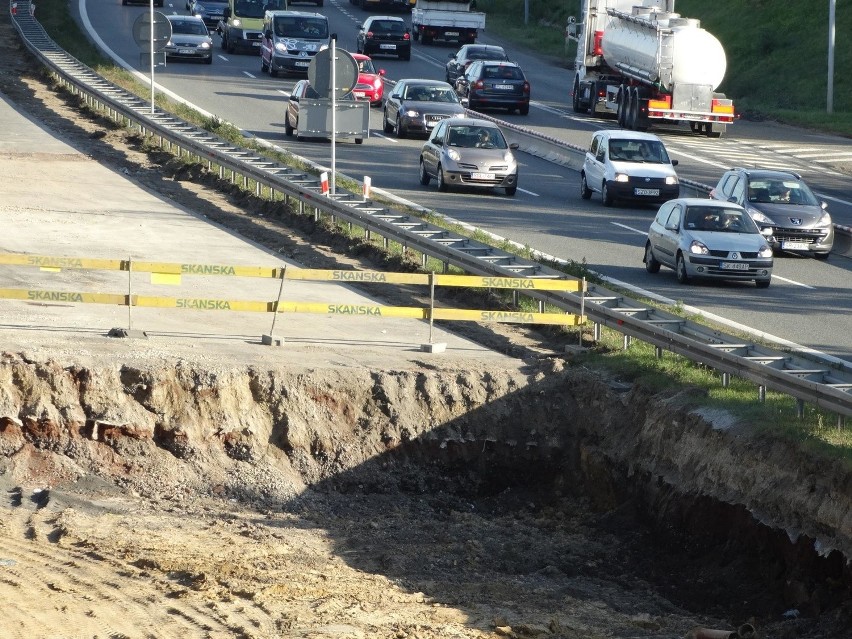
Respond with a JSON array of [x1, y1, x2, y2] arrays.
[[0, 254, 587, 330]]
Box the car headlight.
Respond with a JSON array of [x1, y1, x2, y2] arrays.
[[665, 176, 678, 185], [749, 209, 774, 225], [232, 18, 241, 27], [404, 109, 420, 117], [447, 148, 460, 161], [816, 211, 832, 227], [504, 151, 515, 163], [758, 245, 773, 258], [614, 173, 629, 183], [200, 42, 211, 49], [274, 42, 287, 53], [688, 240, 709, 255]]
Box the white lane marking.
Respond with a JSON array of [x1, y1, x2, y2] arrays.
[[518, 187, 538, 196], [217, 55, 229, 62], [373, 133, 399, 142], [611, 222, 814, 289], [665, 146, 730, 169], [243, 71, 257, 78]]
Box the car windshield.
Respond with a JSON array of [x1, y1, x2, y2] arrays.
[[608, 139, 669, 163], [684, 206, 759, 233], [357, 59, 376, 74], [275, 16, 329, 39], [370, 20, 405, 35], [404, 86, 459, 103], [747, 178, 820, 206], [171, 20, 208, 35], [233, 0, 276, 19], [446, 126, 507, 149], [470, 47, 505, 60]]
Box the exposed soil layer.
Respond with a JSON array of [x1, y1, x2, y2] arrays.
[[2, 11, 852, 639]]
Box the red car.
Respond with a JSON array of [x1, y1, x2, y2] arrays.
[[351, 53, 385, 107]]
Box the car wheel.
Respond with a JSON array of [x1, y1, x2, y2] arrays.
[[284, 112, 294, 136], [226, 36, 235, 54], [316, 0, 323, 5], [400, 50, 410, 61], [418, 159, 431, 186], [382, 110, 393, 133], [580, 173, 592, 200], [261, 56, 268, 72], [602, 181, 614, 207], [676, 253, 690, 284], [505, 185, 517, 197], [644, 243, 660, 273], [519, 104, 529, 115], [269, 62, 278, 78], [814, 252, 830, 260], [394, 117, 406, 139], [355, 138, 363, 145], [755, 278, 771, 289], [205, 56, 212, 65], [220, 33, 227, 50], [437, 166, 449, 192]]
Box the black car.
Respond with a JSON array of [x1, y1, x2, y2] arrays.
[[445, 44, 508, 84], [709, 167, 833, 259], [454, 60, 530, 115], [356, 16, 411, 60], [187, 0, 228, 29], [382, 78, 465, 138]]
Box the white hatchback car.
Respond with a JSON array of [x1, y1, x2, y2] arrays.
[[581, 130, 679, 207]]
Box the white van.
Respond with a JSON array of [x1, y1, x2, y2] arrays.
[[260, 11, 334, 77], [580, 130, 680, 207]]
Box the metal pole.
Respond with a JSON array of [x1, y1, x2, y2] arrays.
[[127, 258, 133, 331], [149, 0, 155, 115], [429, 271, 435, 344], [827, 0, 835, 113], [268, 266, 287, 337], [331, 37, 337, 195], [524, 0, 529, 25]]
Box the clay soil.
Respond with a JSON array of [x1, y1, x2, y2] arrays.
[[2, 13, 852, 639]]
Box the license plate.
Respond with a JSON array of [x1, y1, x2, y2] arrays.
[[178, 49, 195, 54], [354, 92, 365, 97], [720, 262, 749, 270], [471, 172, 495, 180], [252, 41, 261, 47], [446, 31, 459, 36], [634, 188, 660, 196], [380, 44, 396, 50], [782, 241, 809, 250], [494, 84, 513, 90], [295, 61, 311, 67]]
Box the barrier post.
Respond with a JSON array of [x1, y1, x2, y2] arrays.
[[320, 172, 329, 195], [127, 257, 133, 331], [262, 266, 287, 346], [363, 176, 371, 201], [420, 271, 446, 353]]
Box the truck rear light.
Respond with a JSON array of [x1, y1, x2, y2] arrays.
[[648, 96, 671, 110], [593, 30, 603, 56], [711, 98, 734, 114]]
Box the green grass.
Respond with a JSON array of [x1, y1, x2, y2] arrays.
[[25, 0, 852, 457], [480, 0, 852, 136]]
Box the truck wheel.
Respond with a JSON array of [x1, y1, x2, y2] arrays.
[[626, 88, 638, 130], [572, 79, 582, 113], [616, 86, 626, 126], [422, 33, 433, 45], [412, 29, 419, 42], [705, 123, 723, 138], [587, 82, 596, 115]]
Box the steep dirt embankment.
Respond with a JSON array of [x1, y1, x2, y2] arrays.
[[1, 352, 851, 632]]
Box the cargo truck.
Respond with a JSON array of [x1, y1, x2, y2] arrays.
[[567, 0, 735, 137], [411, 0, 485, 46]]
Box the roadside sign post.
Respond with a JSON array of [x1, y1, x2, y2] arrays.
[[131, 9, 171, 114]]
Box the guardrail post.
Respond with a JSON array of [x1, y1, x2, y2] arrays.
[[721, 372, 730, 387], [759, 385, 766, 403], [594, 322, 601, 342], [623, 334, 630, 350], [796, 399, 805, 419], [536, 297, 542, 312], [655, 346, 663, 359]]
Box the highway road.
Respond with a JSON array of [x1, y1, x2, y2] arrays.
[[76, 0, 852, 361]]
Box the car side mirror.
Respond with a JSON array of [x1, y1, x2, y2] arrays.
[[760, 227, 774, 237], [449, 53, 455, 59], [460, 97, 469, 106], [378, 69, 386, 76], [509, 142, 519, 150], [671, 159, 679, 166], [290, 96, 299, 103], [727, 196, 737, 204], [821, 201, 828, 210]]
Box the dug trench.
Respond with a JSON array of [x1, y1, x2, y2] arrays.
[[2, 16, 852, 638], [1, 355, 852, 638]]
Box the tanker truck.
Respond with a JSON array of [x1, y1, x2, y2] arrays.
[[567, 0, 734, 137]]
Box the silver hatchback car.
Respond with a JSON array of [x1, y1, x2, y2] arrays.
[[644, 198, 774, 288], [419, 118, 519, 196]]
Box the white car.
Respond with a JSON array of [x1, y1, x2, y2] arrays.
[[581, 130, 679, 207]]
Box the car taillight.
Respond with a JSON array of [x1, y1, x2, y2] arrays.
[[474, 80, 484, 89], [366, 31, 374, 39], [523, 82, 530, 93], [403, 32, 410, 40]]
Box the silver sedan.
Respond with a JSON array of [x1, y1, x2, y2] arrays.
[[644, 198, 774, 288], [164, 15, 213, 64], [418, 118, 519, 196]]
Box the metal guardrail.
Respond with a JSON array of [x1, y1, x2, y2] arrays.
[[8, 3, 852, 419]]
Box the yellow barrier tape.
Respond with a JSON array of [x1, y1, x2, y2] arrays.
[[151, 273, 182, 286], [0, 288, 128, 305], [276, 301, 427, 319], [134, 296, 272, 313], [0, 254, 123, 270], [283, 268, 429, 285], [432, 274, 585, 291], [432, 308, 584, 326], [135, 262, 282, 278], [40, 267, 62, 273]]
